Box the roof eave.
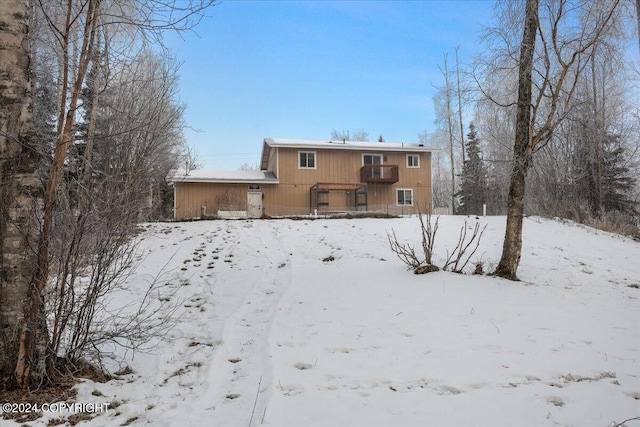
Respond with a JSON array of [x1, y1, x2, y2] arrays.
[[260, 139, 271, 170], [263, 138, 438, 152], [174, 178, 279, 184]]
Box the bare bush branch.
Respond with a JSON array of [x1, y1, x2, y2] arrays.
[[388, 211, 487, 275], [442, 221, 487, 272], [418, 209, 438, 266], [387, 230, 423, 270], [609, 416, 640, 427]]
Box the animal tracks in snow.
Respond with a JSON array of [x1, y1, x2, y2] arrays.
[[41, 217, 639, 427], [175, 222, 294, 424]]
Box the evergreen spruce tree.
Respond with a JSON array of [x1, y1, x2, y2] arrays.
[[457, 123, 486, 215], [573, 129, 637, 216], [602, 135, 637, 214]]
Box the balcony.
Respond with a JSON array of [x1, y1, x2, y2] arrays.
[[360, 164, 399, 184]]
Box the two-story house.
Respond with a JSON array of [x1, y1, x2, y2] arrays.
[[171, 138, 436, 219]]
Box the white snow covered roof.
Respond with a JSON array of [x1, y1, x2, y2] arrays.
[[263, 137, 437, 153], [170, 170, 278, 184]]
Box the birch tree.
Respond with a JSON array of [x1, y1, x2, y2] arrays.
[[0, 0, 43, 390], [2, 0, 213, 390], [483, 0, 622, 280], [436, 54, 458, 214], [493, 0, 538, 280]]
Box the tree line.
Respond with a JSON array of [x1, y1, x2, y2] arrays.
[[1, 0, 212, 390], [429, 0, 638, 278], [338, 1, 638, 278]]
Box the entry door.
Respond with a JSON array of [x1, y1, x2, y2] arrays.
[[247, 192, 262, 218], [345, 191, 354, 211]]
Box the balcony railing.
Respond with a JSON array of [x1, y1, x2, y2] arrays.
[[360, 165, 399, 184]]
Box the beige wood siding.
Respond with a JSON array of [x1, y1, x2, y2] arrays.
[[269, 148, 431, 214], [174, 148, 432, 219], [175, 182, 277, 219]]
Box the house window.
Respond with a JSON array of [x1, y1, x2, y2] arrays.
[[362, 154, 383, 166], [396, 189, 413, 206], [363, 154, 383, 179], [407, 154, 420, 168], [299, 151, 316, 169]]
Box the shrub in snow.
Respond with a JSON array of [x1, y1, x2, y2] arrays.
[[388, 211, 486, 274]]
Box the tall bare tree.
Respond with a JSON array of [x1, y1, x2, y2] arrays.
[[14, 0, 103, 387], [455, 46, 467, 165], [436, 53, 457, 214], [0, 0, 43, 390], [636, 0, 640, 55], [493, 0, 539, 279], [420, 129, 453, 210], [486, 0, 622, 280], [2, 0, 214, 390]]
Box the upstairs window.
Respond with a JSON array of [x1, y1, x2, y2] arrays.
[[363, 154, 384, 179], [407, 154, 420, 168], [362, 154, 383, 166], [299, 151, 316, 169]]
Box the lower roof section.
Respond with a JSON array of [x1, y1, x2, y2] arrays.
[[170, 170, 278, 184]]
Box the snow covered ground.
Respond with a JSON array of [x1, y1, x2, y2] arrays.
[[5, 216, 640, 426]]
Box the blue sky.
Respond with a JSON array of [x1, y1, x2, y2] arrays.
[[164, 0, 497, 169]]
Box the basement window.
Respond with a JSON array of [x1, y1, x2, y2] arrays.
[[396, 189, 413, 206]]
